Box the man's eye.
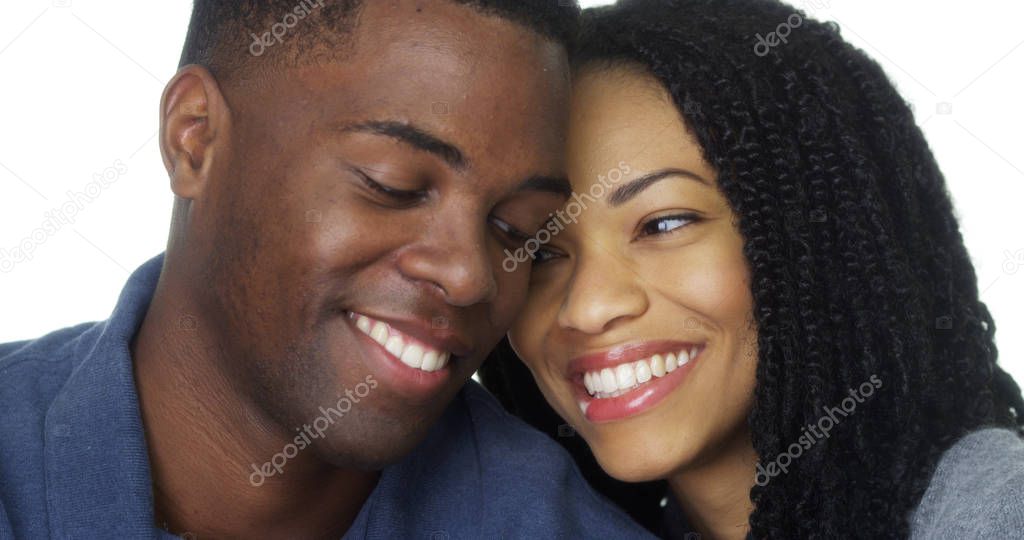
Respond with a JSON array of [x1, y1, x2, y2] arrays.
[[638, 213, 701, 237], [490, 216, 565, 265], [531, 246, 563, 265], [353, 168, 427, 204]]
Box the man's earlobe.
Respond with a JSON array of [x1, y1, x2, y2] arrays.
[[159, 65, 229, 200]]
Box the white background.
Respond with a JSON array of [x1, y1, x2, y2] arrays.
[[1, 1, 1022, 386]]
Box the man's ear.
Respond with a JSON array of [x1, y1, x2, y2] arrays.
[[159, 65, 230, 201]]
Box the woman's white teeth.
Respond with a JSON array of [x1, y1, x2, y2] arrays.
[[635, 360, 652, 383], [351, 313, 451, 372], [600, 369, 617, 393], [616, 363, 636, 388], [583, 346, 702, 398], [651, 354, 666, 377]]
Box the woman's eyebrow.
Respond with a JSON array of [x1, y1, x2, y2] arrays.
[[607, 168, 710, 207]]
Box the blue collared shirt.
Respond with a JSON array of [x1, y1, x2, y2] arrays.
[[0, 254, 654, 539]]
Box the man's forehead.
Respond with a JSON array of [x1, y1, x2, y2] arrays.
[[350, 0, 552, 72]]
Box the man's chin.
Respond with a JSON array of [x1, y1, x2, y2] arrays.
[[309, 415, 439, 471]]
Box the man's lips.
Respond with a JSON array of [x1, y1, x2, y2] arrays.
[[568, 340, 705, 423], [341, 310, 477, 401], [347, 311, 470, 372]]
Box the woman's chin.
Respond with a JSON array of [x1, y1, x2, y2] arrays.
[[589, 441, 692, 484]]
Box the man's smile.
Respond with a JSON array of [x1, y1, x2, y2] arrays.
[[349, 311, 454, 372]]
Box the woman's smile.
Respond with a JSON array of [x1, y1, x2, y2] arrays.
[[569, 340, 706, 422]]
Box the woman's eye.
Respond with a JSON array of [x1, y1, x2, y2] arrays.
[[639, 213, 700, 237]]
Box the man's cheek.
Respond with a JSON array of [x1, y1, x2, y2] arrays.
[[491, 266, 531, 323], [314, 207, 394, 264]]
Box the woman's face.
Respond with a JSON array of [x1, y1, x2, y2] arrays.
[[509, 66, 759, 482]]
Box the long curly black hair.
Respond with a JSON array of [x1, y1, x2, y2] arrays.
[[478, 0, 1024, 537]]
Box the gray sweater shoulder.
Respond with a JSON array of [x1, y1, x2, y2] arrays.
[[910, 427, 1024, 539]]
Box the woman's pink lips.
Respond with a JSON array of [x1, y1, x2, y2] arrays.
[[570, 342, 703, 423], [567, 340, 700, 376]]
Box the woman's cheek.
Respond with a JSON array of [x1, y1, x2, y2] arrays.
[[650, 235, 750, 322]]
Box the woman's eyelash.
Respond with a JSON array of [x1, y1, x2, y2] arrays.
[[639, 212, 702, 237]]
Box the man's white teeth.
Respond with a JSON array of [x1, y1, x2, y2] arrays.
[[400, 344, 424, 369], [351, 313, 450, 372], [582, 346, 701, 398], [421, 349, 441, 371], [385, 336, 404, 358], [370, 321, 388, 343]]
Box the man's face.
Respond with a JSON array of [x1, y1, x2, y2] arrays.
[[194, 1, 569, 468]]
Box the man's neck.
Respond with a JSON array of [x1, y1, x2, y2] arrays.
[[132, 271, 378, 539], [668, 427, 757, 540]]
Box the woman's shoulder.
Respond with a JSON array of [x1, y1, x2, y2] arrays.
[[910, 427, 1024, 538]]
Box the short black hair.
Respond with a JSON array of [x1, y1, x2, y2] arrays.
[[179, 0, 580, 79]]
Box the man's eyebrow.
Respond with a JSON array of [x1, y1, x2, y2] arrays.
[[608, 168, 710, 207], [340, 120, 467, 170], [516, 174, 572, 197]]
